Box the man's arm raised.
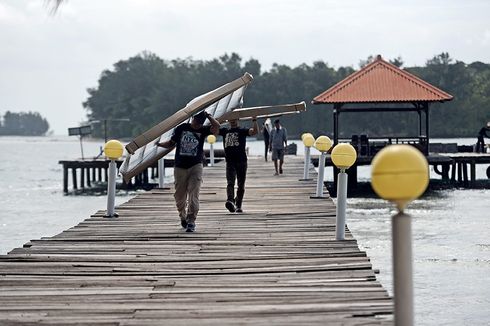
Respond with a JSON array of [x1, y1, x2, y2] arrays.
[[206, 112, 220, 136], [249, 117, 258, 136], [157, 139, 176, 149]]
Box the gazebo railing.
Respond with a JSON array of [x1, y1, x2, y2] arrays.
[[342, 135, 428, 156]]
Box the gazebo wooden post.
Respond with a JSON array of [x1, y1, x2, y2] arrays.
[[417, 108, 422, 138], [332, 103, 343, 196], [424, 102, 430, 155], [333, 104, 341, 145]]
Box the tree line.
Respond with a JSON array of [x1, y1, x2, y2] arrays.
[[83, 52, 490, 140], [0, 111, 50, 136]]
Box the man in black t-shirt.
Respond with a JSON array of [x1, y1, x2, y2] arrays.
[[157, 111, 220, 232], [219, 117, 258, 213]]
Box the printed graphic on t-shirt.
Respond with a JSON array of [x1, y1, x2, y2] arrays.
[[224, 132, 240, 148], [179, 131, 200, 156]]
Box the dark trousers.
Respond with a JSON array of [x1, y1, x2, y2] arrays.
[[264, 138, 269, 161], [477, 136, 485, 153], [226, 161, 247, 208]]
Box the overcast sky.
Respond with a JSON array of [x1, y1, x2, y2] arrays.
[[1, 0, 489, 135]]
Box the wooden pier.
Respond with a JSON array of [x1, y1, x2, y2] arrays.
[[0, 156, 392, 325], [313, 152, 490, 192]]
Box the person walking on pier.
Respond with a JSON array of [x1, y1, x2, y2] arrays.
[[269, 119, 288, 175], [157, 111, 220, 232], [220, 117, 259, 213], [261, 120, 270, 162], [476, 121, 490, 153]]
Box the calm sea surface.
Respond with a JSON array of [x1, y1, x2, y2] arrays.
[[0, 136, 489, 325]]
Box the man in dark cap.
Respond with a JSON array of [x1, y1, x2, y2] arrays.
[[157, 111, 220, 232]]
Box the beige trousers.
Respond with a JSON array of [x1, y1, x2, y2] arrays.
[[173, 164, 203, 224]]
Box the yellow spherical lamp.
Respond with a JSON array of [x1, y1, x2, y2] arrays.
[[103, 140, 124, 160], [301, 132, 313, 141], [371, 145, 429, 211], [314, 135, 332, 153], [207, 134, 216, 144], [331, 143, 357, 170], [302, 134, 315, 148]]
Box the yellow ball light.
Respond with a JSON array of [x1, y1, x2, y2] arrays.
[[371, 145, 429, 211], [314, 135, 332, 153], [301, 133, 313, 141], [331, 143, 357, 169], [103, 140, 124, 160], [303, 134, 315, 147], [207, 134, 216, 144]]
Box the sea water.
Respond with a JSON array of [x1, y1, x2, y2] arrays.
[[0, 136, 137, 252], [0, 136, 489, 325]]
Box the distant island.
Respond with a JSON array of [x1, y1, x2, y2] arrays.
[[0, 111, 50, 136]]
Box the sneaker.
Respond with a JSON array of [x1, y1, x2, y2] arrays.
[[180, 219, 188, 229], [236, 207, 243, 213], [186, 223, 195, 233], [225, 200, 236, 213], [274, 172, 279, 176], [279, 169, 283, 174]]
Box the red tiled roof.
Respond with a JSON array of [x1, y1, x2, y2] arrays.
[[312, 55, 453, 104]]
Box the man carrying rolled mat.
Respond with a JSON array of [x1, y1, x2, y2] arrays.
[[157, 111, 220, 232], [219, 117, 258, 213]]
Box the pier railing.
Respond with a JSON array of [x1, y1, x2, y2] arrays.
[[58, 149, 225, 194], [58, 159, 174, 193]]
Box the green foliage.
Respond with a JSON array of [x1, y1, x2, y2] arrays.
[[406, 53, 490, 137], [83, 52, 490, 139], [0, 111, 50, 136]]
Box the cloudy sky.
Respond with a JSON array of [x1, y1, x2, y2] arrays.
[[1, 0, 489, 135]]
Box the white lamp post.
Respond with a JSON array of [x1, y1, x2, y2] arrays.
[[331, 143, 357, 240], [371, 145, 429, 326], [207, 135, 217, 166], [300, 133, 315, 181], [158, 158, 165, 188], [313, 135, 332, 198], [103, 140, 124, 218]]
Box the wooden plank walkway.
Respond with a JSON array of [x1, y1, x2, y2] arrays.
[[0, 156, 393, 325]]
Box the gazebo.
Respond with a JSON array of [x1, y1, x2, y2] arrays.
[[312, 55, 453, 155]]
